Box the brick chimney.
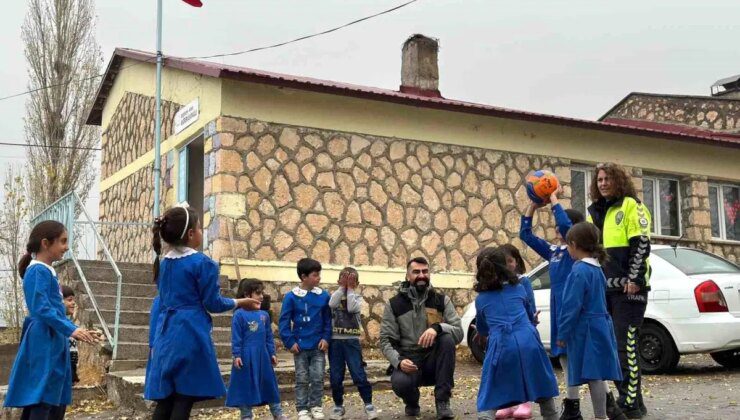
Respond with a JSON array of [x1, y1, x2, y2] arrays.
[[400, 34, 441, 98]]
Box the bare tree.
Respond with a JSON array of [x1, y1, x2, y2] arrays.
[[22, 0, 102, 215], [0, 166, 30, 339]]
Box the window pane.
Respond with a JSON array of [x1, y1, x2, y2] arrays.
[[659, 179, 679, 236], [571, 170, 586, 217], [528, 264, 551, 290], [709, 186, 721, 238], [642, 179, 656, 234], [722, 186, 739, 241], [653, 248, 739, 275]]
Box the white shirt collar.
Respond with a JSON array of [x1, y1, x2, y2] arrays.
[[582, 257, 601, 267], [29, 259, 57, 277], [164, 247, 198, 259], [291, 286, 323, 297]]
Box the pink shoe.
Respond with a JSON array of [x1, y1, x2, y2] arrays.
[[512, 402, 533, 419], [495, 406, 516, 419]]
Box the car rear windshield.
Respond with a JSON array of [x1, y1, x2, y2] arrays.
[[653, 248, 740, 275]]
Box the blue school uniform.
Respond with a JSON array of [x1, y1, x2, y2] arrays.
[[557, 259, 622, 386], [226, 309, 280, 407], [144, 296, 160, 385], [4, 261, 78, 408], [518, 275, 537, 324], [144, 248, 236, 401], [278, 287, 332, 351], [519, 203, 576, 357], [475, 283, 559, 412]]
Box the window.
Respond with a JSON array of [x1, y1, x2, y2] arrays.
[[652, 248, 739, 275], [709, 183, 739, 241], [528, 263, 551, 290], [570, 168, 592, 217], [642, 176, 681, 237]]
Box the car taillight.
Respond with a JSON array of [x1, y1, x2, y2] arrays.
[[694, 280, 728, 313]]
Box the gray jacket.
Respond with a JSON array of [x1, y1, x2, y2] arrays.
[[379, 281, 463, 368]]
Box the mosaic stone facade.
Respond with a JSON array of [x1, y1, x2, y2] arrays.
[[202, 116, 572, 273], [604, 93, 740, 131]]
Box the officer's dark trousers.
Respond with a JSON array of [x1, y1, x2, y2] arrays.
[[607, 292, 648, 410], [391, 334, 456, 407]]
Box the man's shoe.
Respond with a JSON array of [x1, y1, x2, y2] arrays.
[[559, 399, 583, 420], [329, 406, 345, 420], [617, 403, 642, 419], [512, 402, 532, 419], [606, 392, 627, 420], [365, 404, 379, 420], [436, 400, 455, 419], [638, 399, 648, 417], [405, 404, 421, 417], [298, 410, 312, 420], [311, 407, 325, 420]]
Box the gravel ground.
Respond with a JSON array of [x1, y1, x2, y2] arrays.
[[67, 354, 740, 419]]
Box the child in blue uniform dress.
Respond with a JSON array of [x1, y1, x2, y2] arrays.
[[495, 245, 539, 419], [557, 223, 624, 420], [226, 279, 287, 420], [4, 221, 98, 420], [520, 188, 587, 418], [144, 206, 260, 420], [279, 258, 332, 420], [474, 247, 559, 420]]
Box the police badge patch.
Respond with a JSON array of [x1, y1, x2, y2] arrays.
[[615, 210, 624, 225], [639, 218, 649, 228]]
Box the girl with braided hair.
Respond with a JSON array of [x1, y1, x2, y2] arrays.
[[143, 205, 260, 420]]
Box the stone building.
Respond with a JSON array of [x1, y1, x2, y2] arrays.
[[87, 36, 740, 342]]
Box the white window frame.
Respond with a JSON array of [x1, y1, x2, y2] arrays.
[[708, 182, 739, 241], [570, 167, 593, 216], [642, 175, 682, 237]]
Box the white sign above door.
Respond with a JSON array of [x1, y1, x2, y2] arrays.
[[174, 98, 199, 134]]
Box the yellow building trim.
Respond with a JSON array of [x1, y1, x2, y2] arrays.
[[99, 58, 223, 191], [219, 258, 475, 289]]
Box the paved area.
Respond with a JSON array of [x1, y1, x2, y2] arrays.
[[66, 354, 740, 419]]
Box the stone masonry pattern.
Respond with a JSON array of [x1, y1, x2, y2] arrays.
[[605, 93, 740, 132], [101, 92, 180, 179], [203, 116, 573, 273]]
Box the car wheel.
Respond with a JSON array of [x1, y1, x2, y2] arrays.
[[467, 323, 486, 364], [639, 322, 679, 374], [710, 348, 740, 369]]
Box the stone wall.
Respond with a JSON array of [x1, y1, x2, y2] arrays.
[[605, 93, 740, 131], [261, 281, 476, 345], [101, 92, 180, 179], [202, 116, 572, 274]]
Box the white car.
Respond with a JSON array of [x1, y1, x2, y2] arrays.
[[460, 245, 740, 373]]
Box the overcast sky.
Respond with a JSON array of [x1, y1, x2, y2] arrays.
[[1, 0, 740, 204]]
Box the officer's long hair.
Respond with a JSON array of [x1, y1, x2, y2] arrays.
[[474, 247, 519, 292], [566, 222, 609, 265], [590, 162, 638, 201]]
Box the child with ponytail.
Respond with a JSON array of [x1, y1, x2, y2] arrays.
[[557, 223, 625, 420], [474, 246, 559, 420], [143, 205, 260, 420], [4, 220, 99, 419]]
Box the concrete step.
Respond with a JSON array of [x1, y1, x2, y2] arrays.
[[116, 325, 232, 343], [88, 309, 235, 329], [78, 265, 154, 285], [115, 341, 234, 360], [109, 358, 235, 372], [106, 359, 391, 410], [84, 281, 157, 298], [83, 295, 155, 312]]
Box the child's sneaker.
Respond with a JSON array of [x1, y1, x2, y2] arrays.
[[311, 406, 326, 419], [330, 406, 345, 420], [512, 402, 532, 419], [298, 410, 312, 420], [365, 404, 379, 419], [495, 406, 515, 419]]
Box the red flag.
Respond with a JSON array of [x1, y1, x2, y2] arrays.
[[182, 0, 203, 7]]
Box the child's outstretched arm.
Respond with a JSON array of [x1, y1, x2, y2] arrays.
[[520, 203, 555, 261], [556, 269, 587, 346], [551, 198, 574, 240], [29, 270, 78, 337], [198, 258, 237, 313]]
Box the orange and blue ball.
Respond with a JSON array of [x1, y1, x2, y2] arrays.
[[525, 170, 559, 204]]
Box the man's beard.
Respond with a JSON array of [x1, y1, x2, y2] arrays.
[[413, 278, 429, 292]]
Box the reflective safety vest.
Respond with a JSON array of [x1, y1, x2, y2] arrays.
[[587, 197, 652, 292]]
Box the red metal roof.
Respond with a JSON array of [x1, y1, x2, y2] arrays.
[[602, 118, 740, 145], [86, 48, 740, 149]]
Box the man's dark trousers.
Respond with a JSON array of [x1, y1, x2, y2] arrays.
[[390, 333, 456, 408]]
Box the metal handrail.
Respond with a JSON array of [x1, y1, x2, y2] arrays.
[[30, 191, 124, 359]]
